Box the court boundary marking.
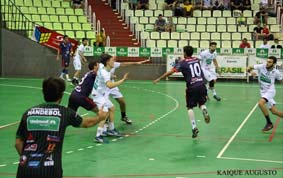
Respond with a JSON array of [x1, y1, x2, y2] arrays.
[[0, 83, 179, 167], [217, 103, 283, 164]]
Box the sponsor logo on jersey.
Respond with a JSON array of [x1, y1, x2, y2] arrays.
[[47, 135, 60, 142], [27, 116, 60, 131], [260, 74, 271, 83], [28, 161, 40, 167], [24, 144, 38, 151], [30, 153, 43, 158]]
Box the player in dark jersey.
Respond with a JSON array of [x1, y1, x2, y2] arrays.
[[15, 77, 103, 178], [68, 60, 99, 112], [153, 45, 211, 138], [57, 35, 73, 81]]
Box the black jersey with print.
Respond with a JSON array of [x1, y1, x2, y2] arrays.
[[16, 103, 83, 178]]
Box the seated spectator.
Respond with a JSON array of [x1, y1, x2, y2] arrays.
[[194, 0, 203, 9], [174, 2, 185, 16], [271, 39, 283, 48], [155, 14, 166, 32], [95, 29, 106, 47], [253, 22, 263, 40], [166, 17, 175, 32], [239, 38, 251, 48], [137, 0, 149, 10], [72, 0, 84, 9], [260, 38, 271, 49], [212, 0, 225, 10], [164, 0, 177, 10], [183, 0, 193, 16], [242, 0, 251, 10], [202, 0, 212, 10], [237, 12, 247, 26], [222, 0, 230, 10], [260, 0, 268, 8], [261, 24, 274, 40], [129, 0, 138, 10], [231, 0, 243, 11], [254, 8, 268, 24]]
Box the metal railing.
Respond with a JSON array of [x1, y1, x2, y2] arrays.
[[1, 0, 35, 39]]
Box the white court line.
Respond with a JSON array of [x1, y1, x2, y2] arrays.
[[220, 156, 283, 164], [0, 121, 20, 129], [216, 103, 258, 158]]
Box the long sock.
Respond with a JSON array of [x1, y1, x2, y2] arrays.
[[212, 89, 217, 96], [200, 105, 207, 111], [121, 112, 126, 118], [60, 72, 64, 78], [265, 115, 272, 124], [108, 122, 114, 130], [65, 74, 70, 80], [96, 127, 104, 137], [103, 123, 108, 132], [188, 109, 196, 129]]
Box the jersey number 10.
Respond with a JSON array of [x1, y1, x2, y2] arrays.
[[189, 63, 201, 77]]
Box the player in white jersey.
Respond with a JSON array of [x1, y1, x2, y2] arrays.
[[109, 58, 150, 124], [92, 54, 129, 143], [72, 38, 88, 85], [199, 42, 221, 101], [247, 56, 283, 131]]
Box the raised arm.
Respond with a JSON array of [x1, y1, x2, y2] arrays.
[[120, 58, 150, 67], [153, 70, 175, 84], [106, 72, 129, 88]]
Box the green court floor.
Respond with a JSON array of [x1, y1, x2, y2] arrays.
[[0, 78, 282, 178]]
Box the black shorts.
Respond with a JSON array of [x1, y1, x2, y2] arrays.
[[186, 85, 207, 108], [68, 91, 97, 112], [61, 57, 70, 68]]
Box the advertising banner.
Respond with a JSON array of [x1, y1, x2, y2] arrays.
[[32, 25, 78, 52]]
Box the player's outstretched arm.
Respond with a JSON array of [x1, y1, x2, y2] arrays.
[[153, 70, 175, 84], [107, 72, 129, 88], [120, 58, 150, 67], [80, 114, 105, 128], [246, 66, 254, 73]]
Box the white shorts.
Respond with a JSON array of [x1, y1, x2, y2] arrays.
[[109, 87, 123, 99], [260, 90, 276, 109], [73, 59, 82, 71], [92, 94, 113, 112], [202, 68, 217, 82]]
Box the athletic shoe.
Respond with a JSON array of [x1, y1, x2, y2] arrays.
[[213, 95, 221, 101], [94, 135, 108, 143], [192, 128, 199, 138], [121, 116, 132, 124], [262, 123, 273, 132], [107, 128, 122, 137], [202, 109, 210, 124], [101, 131, 108, 137]]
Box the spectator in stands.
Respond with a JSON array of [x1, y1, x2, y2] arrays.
[[237, 12, 247, 26], [260, 38, 271, 48], [242, 0, 251, 10], [260, 0, 268, 8], [164, 0, 177, 10], [95, 29, 106, 47], [155, 14, 166, 32], [72, 0, 84, 9], [129, 0, 138, 10], [261, 24, 274, 40], [231, 0, 243, 11], [194, 0, 203, 9], [239, 38, 251, 48], [253, 22, 263, 40], [222, 0, 230, 10], [254, 8, 268, 24], [202, 0, 212, 10], [137, 0, 149, 10], [183, 0, 193, 17], [212, 0, 225, 10], [166, 17, 175, 32], [271, 39, 283, 49], [174, 2, 185, 17]]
